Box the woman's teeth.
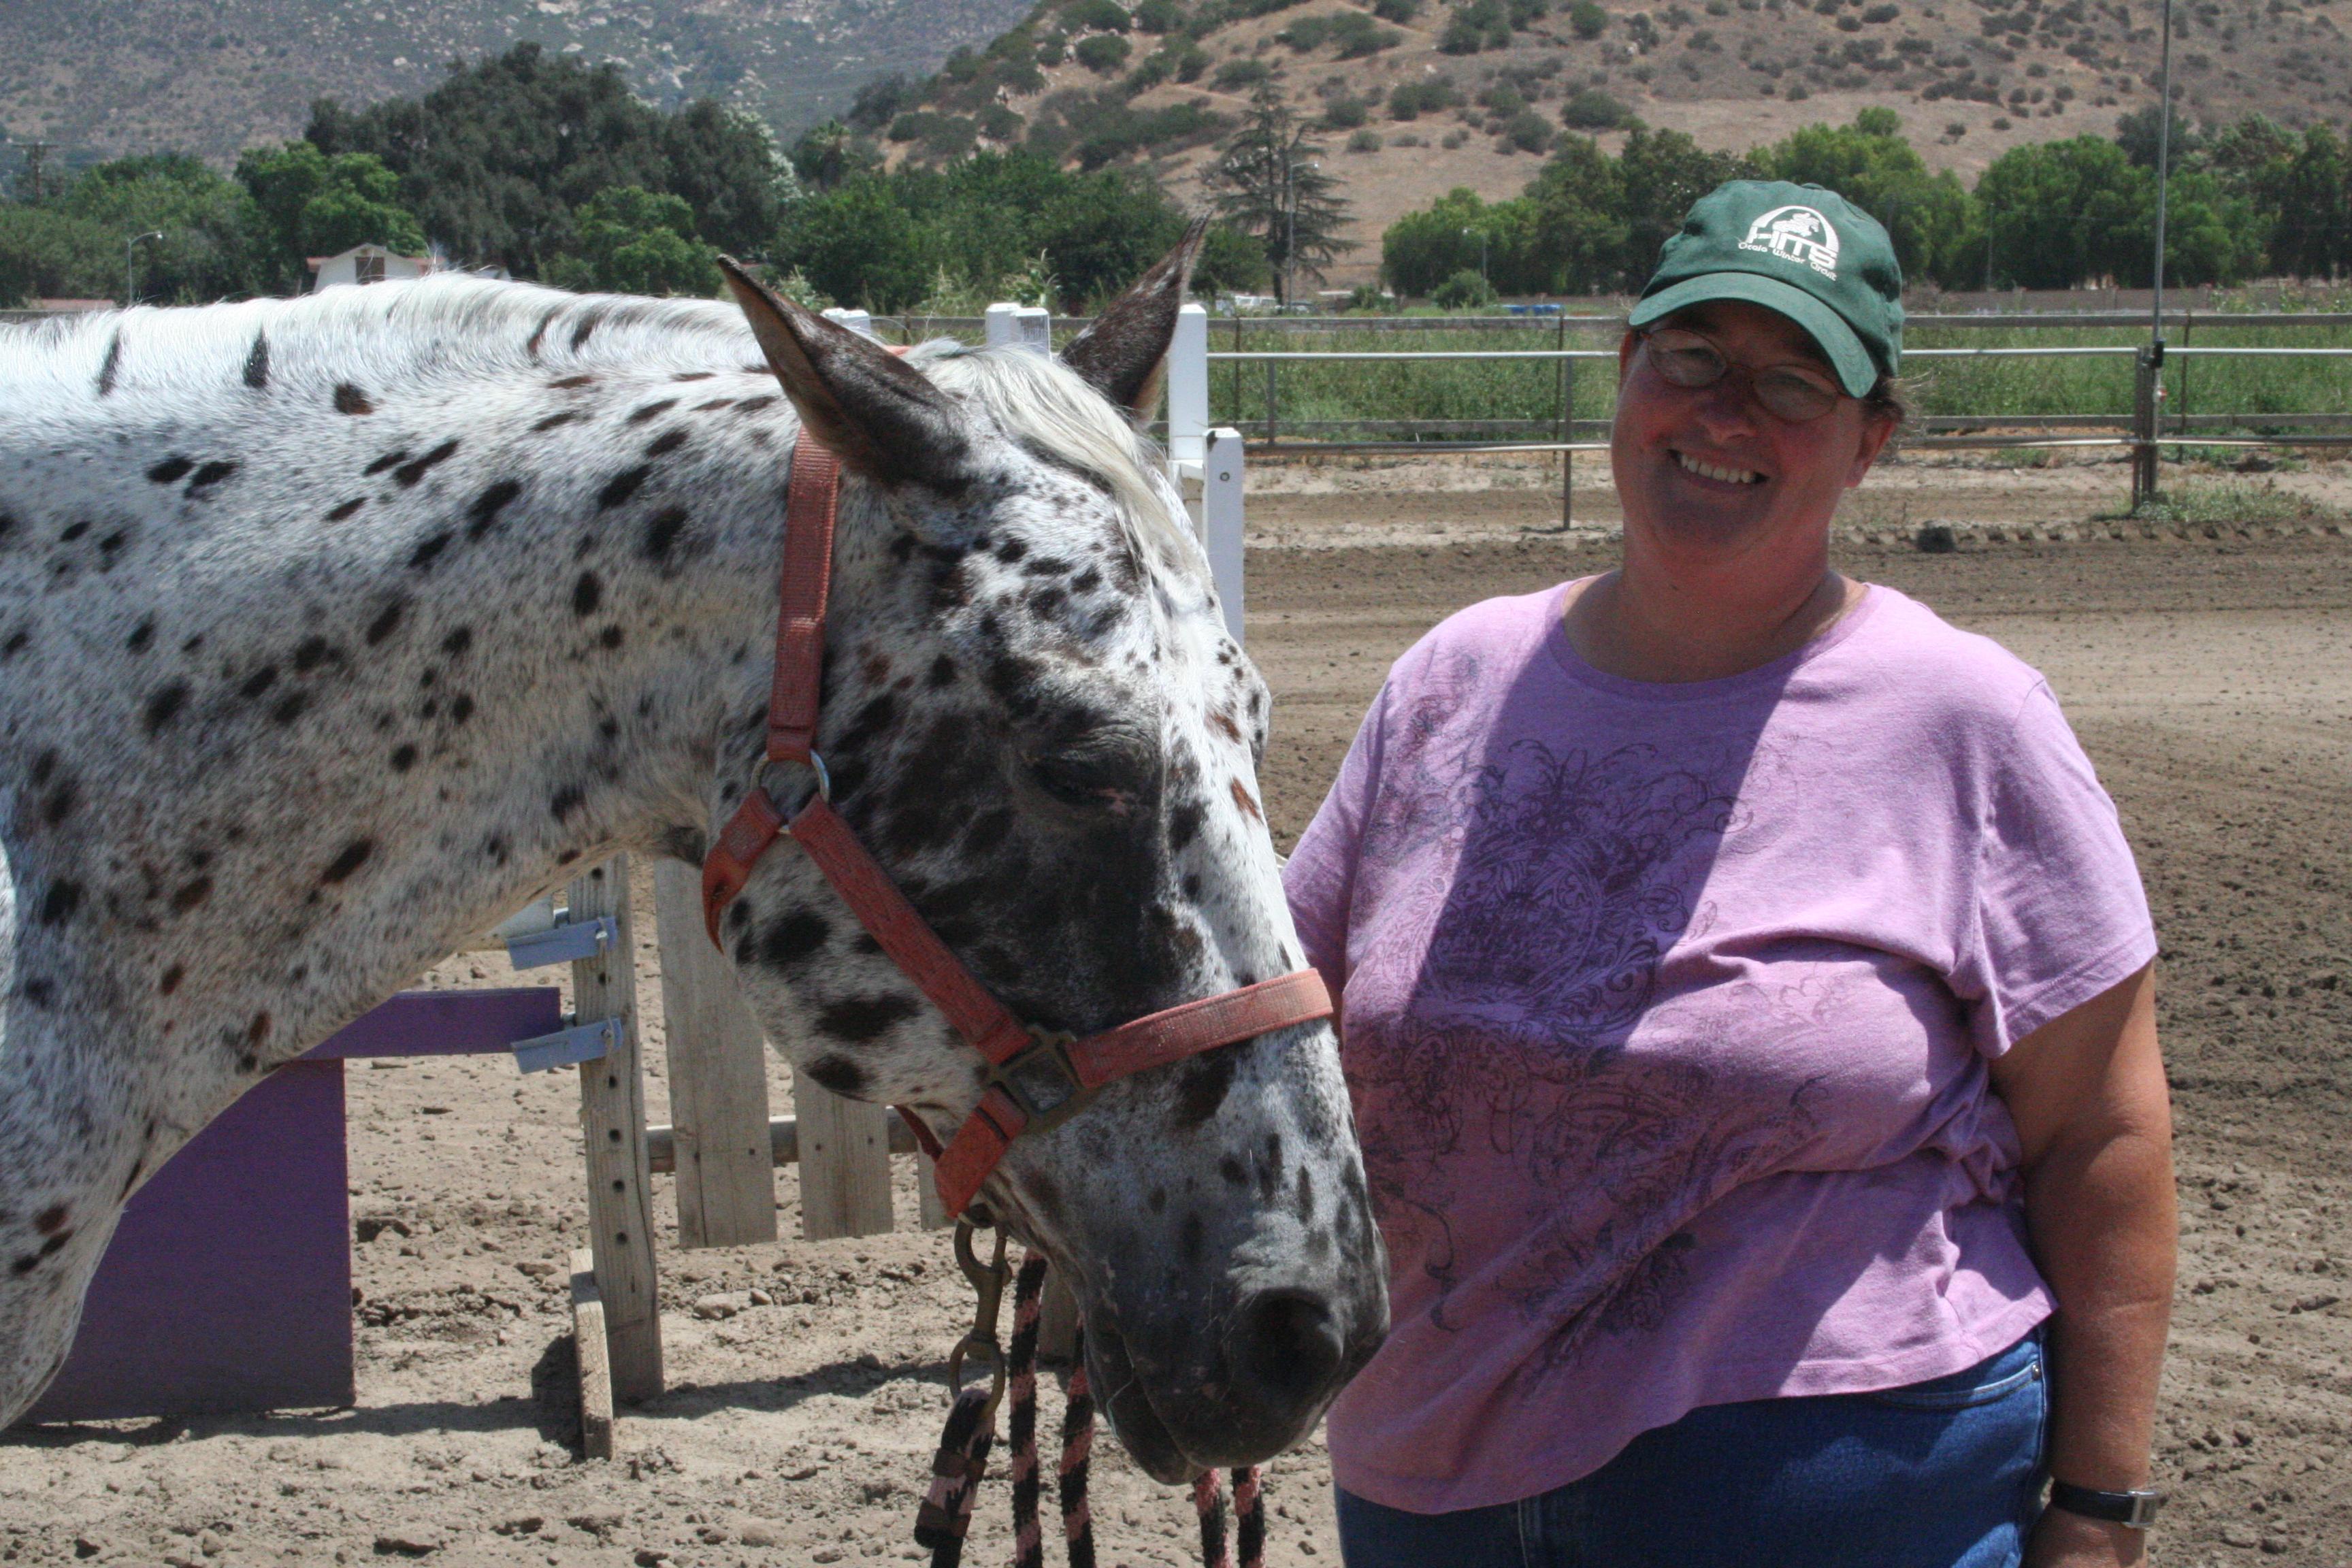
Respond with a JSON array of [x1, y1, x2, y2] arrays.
[[1676, 451, 1763, 485]]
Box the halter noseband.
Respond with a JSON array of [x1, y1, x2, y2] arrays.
[[700, 427, 1333, 1218]]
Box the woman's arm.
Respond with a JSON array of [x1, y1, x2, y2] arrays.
[[1988, 962, 2175, 1568]]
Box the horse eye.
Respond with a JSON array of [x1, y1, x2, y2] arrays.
[[1026, 751, 1140, 811]]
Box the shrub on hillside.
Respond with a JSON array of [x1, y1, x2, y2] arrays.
[[1441, 0, 1514, 52], [1134, 0, 1186, 29], [1560, 88, 1631, 129], [1373, 0, 1424, 18], [1077, 33, 1134, 70], [1388, 78, 1461, 118], [1278, 15, 1333, 50], [1333, 13, 1406, 55], [1063, 0, 1134, 31], [1569, 0, 1607, 35], [1503, 110, 1556, 153], [1320, 94, 1371, 129], [1213, 57, 1273, 89]]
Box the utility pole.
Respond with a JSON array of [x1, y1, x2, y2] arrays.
[[2151, 0, 2176, 348]]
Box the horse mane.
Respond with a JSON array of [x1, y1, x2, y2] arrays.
[[1, 276, 1201, 574]]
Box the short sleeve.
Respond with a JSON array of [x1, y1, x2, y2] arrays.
[[1956, 680, 2157, 1055], [1282, 689, 1391, 1000]]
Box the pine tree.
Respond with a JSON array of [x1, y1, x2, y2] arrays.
[[1200, 93, 1356, 303]]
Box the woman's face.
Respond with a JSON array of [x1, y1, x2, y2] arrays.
[[1610, 299, 1893, 564]]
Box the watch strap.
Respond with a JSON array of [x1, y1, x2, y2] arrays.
[[2048, 1480, 2166, 1529]]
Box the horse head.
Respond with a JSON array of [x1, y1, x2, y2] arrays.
[[708, 234, 1387, 1479]]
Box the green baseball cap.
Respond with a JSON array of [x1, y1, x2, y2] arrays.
[[1627, 180, 1903, 398]]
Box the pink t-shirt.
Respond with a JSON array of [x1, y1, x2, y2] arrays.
[[1283, 581, 2155, 1515]]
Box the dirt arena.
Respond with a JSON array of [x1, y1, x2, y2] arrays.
[[4, 454, 2349, 1567]]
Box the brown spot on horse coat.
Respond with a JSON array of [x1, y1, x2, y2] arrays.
[[1229, 777, 1262, 822], [146, 457, 194, 484], [333, 383, 374, 415], [142, 681, 190, 733], [242, 334, 270, 389], [321, 839, 374, 883], [393, 440, 459, 487]]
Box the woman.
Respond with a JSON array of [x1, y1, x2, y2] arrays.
[[1284, 182, 2174, 1568]]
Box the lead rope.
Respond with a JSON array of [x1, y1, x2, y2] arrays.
[[924, 1226, 1264, 1568]]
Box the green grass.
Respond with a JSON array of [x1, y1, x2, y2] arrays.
[[2112, 479, 2348, 529]]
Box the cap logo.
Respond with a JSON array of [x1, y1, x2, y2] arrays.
[[1739, 205, 1840, 280]]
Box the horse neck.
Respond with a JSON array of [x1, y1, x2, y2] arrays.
[[1, 322, 802, 1085]]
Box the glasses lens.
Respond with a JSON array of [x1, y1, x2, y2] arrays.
[[1645, 331, 1727, 389], [1753, 368, 1842, 423]]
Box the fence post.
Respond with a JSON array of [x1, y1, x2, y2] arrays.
[[1263, 359, 1278, 446], [1560, 357, 1575, 534], [649, 860, 777, 1250], [823, 308, 877, 342], [2132, 345, 2159, 511], [796, 1079, 895, 1239], [1169, 302, 1209, 470], [570, 855, 663, 1404], [1204, 427, 1246, 645]]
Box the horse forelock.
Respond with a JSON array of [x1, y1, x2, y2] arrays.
[[899, 341, 1206, 588]]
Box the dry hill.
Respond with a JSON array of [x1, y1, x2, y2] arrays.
[[887, 0, 2352, 288], [0, 0, 1032, 173]]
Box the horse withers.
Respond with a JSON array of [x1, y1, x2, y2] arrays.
[[0, 230, 1386, 1478]]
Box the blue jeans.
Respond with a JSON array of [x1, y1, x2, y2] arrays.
[[1337, 1332, 2047, 1568]]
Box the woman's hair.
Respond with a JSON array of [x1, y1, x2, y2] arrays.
[[1863, 371, 1915, 436]]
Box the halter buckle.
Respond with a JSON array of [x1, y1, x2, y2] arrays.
[[985, 1026, 1094, 1137]]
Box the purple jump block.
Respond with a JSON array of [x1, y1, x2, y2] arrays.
[[20, 988, 560, 1426]]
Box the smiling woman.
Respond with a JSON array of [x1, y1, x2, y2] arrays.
[[1286, 181, 2178, 1568]]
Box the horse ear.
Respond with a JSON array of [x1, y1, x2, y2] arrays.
[[718, 257, 971, 489], [1059, 216, 1210, 419]]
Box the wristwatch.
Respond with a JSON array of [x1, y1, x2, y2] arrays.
[[2048, 1480, 2168, 1529]]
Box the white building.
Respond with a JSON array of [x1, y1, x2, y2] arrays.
[[307, 244, 435, 291]]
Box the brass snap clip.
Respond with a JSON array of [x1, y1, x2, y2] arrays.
[[947, 1221, 1011, 1418]]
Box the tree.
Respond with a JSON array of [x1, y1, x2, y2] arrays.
[[55, 154, 267, 304], [1752, 111, 1974, 281], [0, 206, 116, 308], [236, 142, 426, 292], [789, 121, 883, 193], [1967, 134, 2261, 289], [306, 44, 787, 276], [1522, 133, 1629, 292], [1200, 95, 1356, 301], [1613, 126, 1754, 285], [543, 186, 721, 296]]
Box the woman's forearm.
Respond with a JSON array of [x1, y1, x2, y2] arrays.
[[2021, 1124, 2177, 1491]]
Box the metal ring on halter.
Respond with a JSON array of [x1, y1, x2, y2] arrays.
[[757, 750, 832, 808]]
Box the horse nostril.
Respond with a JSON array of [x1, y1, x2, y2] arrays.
[[1229, 1289, 1345, 1405]]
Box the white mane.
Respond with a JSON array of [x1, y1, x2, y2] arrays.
[[0, 276, 1201, 569]]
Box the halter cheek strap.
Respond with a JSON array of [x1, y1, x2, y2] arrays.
[[701, 428, 1333, 1218]]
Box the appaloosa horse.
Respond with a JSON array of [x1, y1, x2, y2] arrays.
[[0, 233, 1386, 1480]]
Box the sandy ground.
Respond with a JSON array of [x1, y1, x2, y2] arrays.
[[4, 478, 2350, 1567]]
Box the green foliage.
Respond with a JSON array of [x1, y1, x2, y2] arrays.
[[306, 44, 787, 276], [1134, 0, 1188, 31], [1201, 96, 1358, 300], [847, 76, 913, 132], [1077, 33, 1134, 70], [1063, 0, 1135, 31], [1751, 110, 1973, 280], [1213, 58, 1273, 91], [1568, 0, 1608, 36], [1441, 0, 1514, 53], [1384, 125, 1750, 295], [1970, 133, 2262, 289], [1502, 111, 1556, 154], [1371, 0, 1424, 19], [1193, 220, 1275, 295], [50, 154, 268, 304], [770, 151, 1187, 312], [235, 142, 425, 290], [0, 206, 116, 308], [1387, 78, 1462, 120], [1432, 266, 1498, 308], [789, 122, 885, 193], [543, 186, 721, 296], [1321, 95, 1372, 131], [1278, 14, 1333, 49], [1559, 88, 1631, 130], [1331, 12, 1407, 56]]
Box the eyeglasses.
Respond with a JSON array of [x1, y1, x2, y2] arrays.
[[1637, 326, 1846, 424]]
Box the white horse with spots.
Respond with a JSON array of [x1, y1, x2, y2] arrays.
[[0, 235, 1386, 1475]]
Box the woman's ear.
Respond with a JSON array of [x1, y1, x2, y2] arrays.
[[1844, 408, 1899, 489]]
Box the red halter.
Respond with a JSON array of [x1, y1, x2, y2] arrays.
[[701, 428, 1333, 1218]]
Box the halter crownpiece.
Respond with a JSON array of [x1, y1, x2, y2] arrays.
[[700, 422, 1333, 1217]]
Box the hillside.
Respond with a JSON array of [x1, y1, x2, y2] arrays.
[[879, 0, 2352, 287], [0, 0, 1030, 172]]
